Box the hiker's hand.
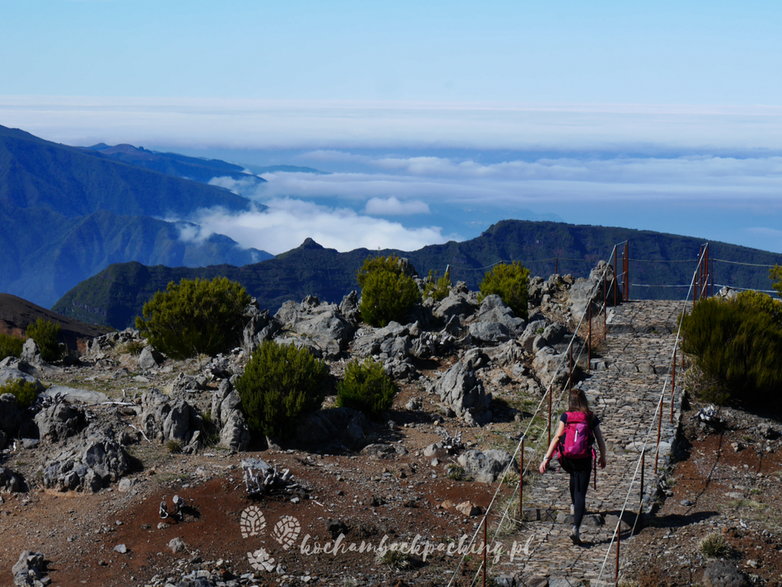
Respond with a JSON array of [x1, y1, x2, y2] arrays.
[[598, 454, 606, 469], [539, 459, 549, 474]]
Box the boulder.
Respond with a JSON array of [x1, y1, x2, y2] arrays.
[[273, 296, 354, 359], [139, 389, 201, 446], [468, 294, 525, 344], [338, 290, 361, 326], [12, 551, 46, 587], [170, 373, 206, 396], [430, 349, 492, 425], [432, 285, 478, 322], [457, 449, 518, 483], [0, 466, 26, 493], [569, 261, 620, 319], [0, 366, 43, 389], [42, 431, 132, 492], [19, 339, 42, 365], [34, 401, 87, 443], [0, 394, 26, 439], [294, 407, 370, 452], [218, 410, 251, 452], [699, 560, 749, 587], [241, 303, 277, 351], [138, 345, 164, 370], [531, 346, 569, 389]]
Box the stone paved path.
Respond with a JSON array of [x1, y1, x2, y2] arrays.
[[488, 299, 686, 586]]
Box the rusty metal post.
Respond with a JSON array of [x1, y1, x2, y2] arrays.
[[654, 396, 664, 475], [670, 348, 677, 424], [614, 523, 621, 584], [482, 513, 488, 587], [519, 437, 524, 522], [640, 448, 646, 505], [612, 248, 618, 306], [623, 241, 630, 301], [603, 276, 608, 334]]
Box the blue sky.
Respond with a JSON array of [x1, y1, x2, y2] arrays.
[[2, 0, 782, 255]]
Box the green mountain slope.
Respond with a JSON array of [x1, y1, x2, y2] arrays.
[[53, 220, 782, 329]]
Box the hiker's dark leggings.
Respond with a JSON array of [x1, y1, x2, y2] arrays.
[[569, 463, 592, 528]]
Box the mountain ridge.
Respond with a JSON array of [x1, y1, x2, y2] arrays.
[[53, 218, 782, 329], [0, 125, 272, 306]]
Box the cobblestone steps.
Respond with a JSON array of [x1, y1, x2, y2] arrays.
[[488, 300, 685, 585]]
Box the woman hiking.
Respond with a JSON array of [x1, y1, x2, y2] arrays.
[[538, 388, 607, 545]]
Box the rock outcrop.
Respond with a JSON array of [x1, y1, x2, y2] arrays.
[[430, 349, 492, 426]]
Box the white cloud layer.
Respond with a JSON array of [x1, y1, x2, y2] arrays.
[[4, 96, 782, 151], [364, 196, 430, 215], [191, 199, 452, 255]]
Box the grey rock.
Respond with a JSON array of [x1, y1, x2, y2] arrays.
[[468, 295, 525, 344], [338, 290, 361, 325], [700, 560, 749, 587], [43, 431, 133, 492], [295, 407, 370, 452], [40, 385, 108, 405], [432, 288, 477, 322], [218, 409, 250, 451], [0, 366, 42, 389], [34, 401, 87, 443], [113, 543, 128, 554], [0, 393, 26, 439], [138, 345, 164, 370], [242, 305, 277, 351], [20, 339, 42, 365], [168, 537, 186, 554], [12, 550, 46, 586], [0, 466, 26, 493], [274, 296, 354, 359], [139, 389, 201, 446], [457, 449, 517, 483], [360, 443, 408, 459], [170, 373, 206, 395], [430, 349, 492, 425]]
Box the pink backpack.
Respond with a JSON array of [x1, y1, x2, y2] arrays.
[[560, 411, 593, 459]]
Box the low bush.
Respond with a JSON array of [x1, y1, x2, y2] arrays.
[[478, 261, 530, 319], [336, 358, 398, 419], [0, 379, 39, 408], [357, 256, 421, 327], [423, 268, 451, 302], [236, 341, 330, 440], [136, 276, 251, 359], [680, 291, 782, 404], [26, 318, 62, 362], [700, 533, 732, 558], [0, 333, 24, 361]]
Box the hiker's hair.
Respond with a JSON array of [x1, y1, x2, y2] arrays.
[[568, 388, 592, 414]]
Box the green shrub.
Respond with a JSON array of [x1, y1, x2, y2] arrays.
[[771, 265, 782, 298], [236, 341, 330, 439], [336, 358, 398, 418], [357, 256, 421, 327], [0, 379, 39, 408], [700, 533, 732, 558], [26, 318, 62, 362], [680, 291, 782, 404], [0, 333, 24, 361], [478, 261, 530, 319], [135, 277, 251, 359], [423, 268, 452, 302]]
